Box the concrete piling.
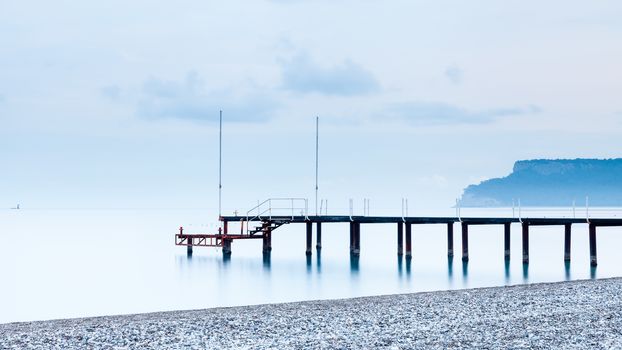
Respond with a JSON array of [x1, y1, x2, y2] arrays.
[[316, 222, 322, 250], [447, 223, 454, 257], [222, 239, 232, 256], [589, 223, 597, 267], [397, 222, 404, 256], [504, 223, 511, 260], [350, 222, 354, 254], [352, 223, 361, 256], [262, 231, 272, 254], [306, 221, 312, 256], [522, 222, 529, 264], [221, 222, 231, 256], [564, 224, 571, 261], [461, 222, 469, 262], [181, 227, 192, 256], [405, 223, 412, 259]]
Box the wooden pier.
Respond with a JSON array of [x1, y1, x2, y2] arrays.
[[175, 214, 622, 267]]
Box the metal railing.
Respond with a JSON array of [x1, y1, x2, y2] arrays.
[[245, 198, 308, 234]]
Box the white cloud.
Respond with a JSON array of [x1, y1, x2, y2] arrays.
[[281, 53, 380, 96], [136, 71, 278, 123], [381, 102, 541, 126]]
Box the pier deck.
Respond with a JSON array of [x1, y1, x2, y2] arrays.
[[221, 215, 608, 225], [177, 215, 622, 267]]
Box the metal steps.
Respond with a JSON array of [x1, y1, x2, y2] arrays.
[[248, 220, 289, 236]]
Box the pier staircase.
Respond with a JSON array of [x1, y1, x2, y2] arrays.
[[242, 198, 308, 235], [175, 198, 309, 250], [248, 220, 288, 236]]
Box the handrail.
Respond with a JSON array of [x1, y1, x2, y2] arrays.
[[305, 199, 309, 221], [245, 198, 307, 218], [349, 198, 353, 221], [402, 198, 406, 222], [244, 198, 309, 234]]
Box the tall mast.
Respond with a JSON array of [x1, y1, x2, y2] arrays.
[[219, 110, 222, 218], [315, 116, 319, 216]]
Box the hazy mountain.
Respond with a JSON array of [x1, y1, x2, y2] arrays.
[[460, 159, 622, 207]]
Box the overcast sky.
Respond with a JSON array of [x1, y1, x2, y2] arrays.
[[1, 1, 621, 214]]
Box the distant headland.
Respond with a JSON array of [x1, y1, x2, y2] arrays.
[[460, 158, 622, 207]]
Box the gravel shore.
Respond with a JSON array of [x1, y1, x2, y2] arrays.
[[2, 278, 622, 349]]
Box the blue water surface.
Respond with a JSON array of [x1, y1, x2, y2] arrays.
[[2, 207, 621, 323]]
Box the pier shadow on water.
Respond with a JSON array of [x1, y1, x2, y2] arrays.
[[262, 253, 271, 271], [306, 255, 312, 273], [176, 254, 232, 271], [397, 256, 412, 279], [350, 255, 360, 274], [304, 251, 323, 274], [222, 252, 232, 265], [447, 256, 453, 279]]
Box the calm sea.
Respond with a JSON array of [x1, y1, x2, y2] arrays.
[[2, 207, 622, 323]]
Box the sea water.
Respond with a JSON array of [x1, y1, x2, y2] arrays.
[[2, 207, 621, 323]]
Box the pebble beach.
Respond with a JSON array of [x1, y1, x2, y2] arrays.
[[2, 278, 622, 349]]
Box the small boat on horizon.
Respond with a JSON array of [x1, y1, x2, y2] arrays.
[[11, 204, 20, 210]]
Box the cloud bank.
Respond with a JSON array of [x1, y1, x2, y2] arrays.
[[137, 72, 277, 123], [281, 54, 380, 96], [383, 102, 541, 126]]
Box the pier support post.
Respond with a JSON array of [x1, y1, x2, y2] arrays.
[[522, 222, 529, 264], [350, 222, 354, 254], [397, 222, 404, 256], [306, 221, 312, 256], [352, 223, 361, 256], [187, 237, 193, 256], [222, 239, 232, 256], [461, 222, 469, 262], [504, 223, 511, 260], [447, 223, 454, 257], [589, 223, 597, 267], [564, 224, 571, 261], [316, 222, 322, 250], [405, 223, 412, 259], [262, 231, 272, 254]]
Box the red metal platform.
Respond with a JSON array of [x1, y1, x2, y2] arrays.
[[175, 226, 264, 248]]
